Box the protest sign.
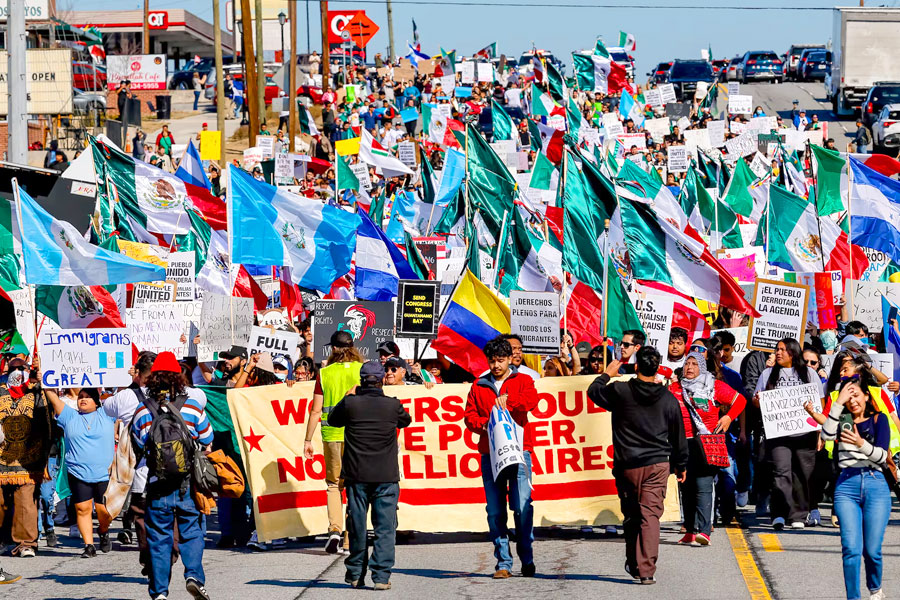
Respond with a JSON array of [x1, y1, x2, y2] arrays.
[[401, 107, 419, 123], [246, 325, 301, 366], [718, 246, 765, 279], [725, 131, 758, 158], [667, 146, 689, 173], [727, 81, 740, 96], [603, 116, 624, 138], [510, 291, 560, 354], [850, 280, 900, 330], [132, 281, 177, 306], [179, 300, 203, 357], [396, 280, 440, 339], [658, 83, 677, 104], [394, 64, 415, 81], [644, 88, 662, 107], [39, 328, 132, 388], [728, 94, 753, 114], [683, 129, 711, 153], [350, 163, 371, 189], [477, 62, 493, 83], [730, 121, 748, 135], [459, 61, 475, 84], [8, 288, 35, 356], [199, 130, 222, 161], [227, 376, 681, 541], [166, 251, 195, 301], [617, 133, 647, 151], [126, 303, 187, 357], [257, 308, 291, 329], [628, 292, 675, 354], [748, 279, 810, 352], [398, 141, 417, 167], [117, 240, 168, 267], [335, 137, 360, 156], [257, 136, 275, 160], [197, 294, 255, 362], [749, 152, 769, 178], [711, 327, 750, 368], [413, 236, 445, 277], [718, 255, 756, 283], [243, 147, 263, 170], [488, 406, 526, 480], [707, 120, 726, 147], [312, 299, 394, 362], [665, 102, 691, 120], [860, 247, 891, 282], [274, 153, 294, 179], [758, 383, 822, 440], [644, 117, 670, 141]]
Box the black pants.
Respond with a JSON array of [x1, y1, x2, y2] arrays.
[[809, 448, 836, 511], [345, 482, 399, 585], [766, 432, 818, 522]]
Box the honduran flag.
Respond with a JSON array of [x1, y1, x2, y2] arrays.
[[849, 157, 900, 266], [431, 269, 510, 375], [175, 139, 211, 190], [355, 210, 418, 301]]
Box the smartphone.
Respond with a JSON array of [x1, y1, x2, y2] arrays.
[[838, 412, 855, 434]]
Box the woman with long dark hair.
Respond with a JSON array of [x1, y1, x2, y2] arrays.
[[752, 338, 825, 530]]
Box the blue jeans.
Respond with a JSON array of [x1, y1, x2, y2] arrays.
[[146, 483, 206, 598], [345, 482, 400, 584], [856, 143, 869, 155], [480, 453, 534, 571], [833, 467, 892, 600], [38, 456, 59, 536], [193, 91, 201, 111]]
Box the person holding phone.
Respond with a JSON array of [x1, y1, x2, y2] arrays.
[[818, 375, 891, 600]]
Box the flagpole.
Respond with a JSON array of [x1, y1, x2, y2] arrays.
[[846, 153, 855, 318], [602, 226, 610, 372], [492, 208, 509, 293], [807, 140, 827, 272], [226, 165, 236, 347], [10, 179, 39, 358]]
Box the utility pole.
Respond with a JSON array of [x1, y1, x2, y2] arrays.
[[143, 0, 150, 53], [306, 0, 310, 53], [213, 0, 226, 157], [254, 0, 266, 128], [288, 0, 298, 151], [386, 0, 394, 62], [240, 0, 259, 146], [7, 0, 27, 163], [320, 1, 329, 87]]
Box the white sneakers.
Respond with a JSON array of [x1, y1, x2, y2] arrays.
[[247, 531, 268, 551], [870, 589, 885, 600], [790, 521, 805, 530]]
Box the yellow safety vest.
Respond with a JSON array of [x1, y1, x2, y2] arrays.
[[319, 361, 362, 443]]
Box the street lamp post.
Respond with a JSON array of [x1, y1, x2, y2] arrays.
[[278, 11, 287, 65]]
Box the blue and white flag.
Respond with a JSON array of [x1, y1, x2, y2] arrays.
[[406, 43, 431, 70], [228, 166, 360, 291], [435, 147, 466, 207], [385, 190, 419, 244], [849, 157, 900, 265], [175, 139, 212, 190], [618, 91, 645, 127], [882, 296, 900, 386], [16, 185, 166, 286], [355, 211, 418, 301]]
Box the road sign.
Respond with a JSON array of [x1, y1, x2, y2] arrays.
[[343, 12, 379, 49]]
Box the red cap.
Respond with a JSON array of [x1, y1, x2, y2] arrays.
[[202, 122, 208, 127], [151, 351, 181, 373]]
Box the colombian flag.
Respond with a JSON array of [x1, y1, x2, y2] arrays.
[[431, 270, 510, 375]]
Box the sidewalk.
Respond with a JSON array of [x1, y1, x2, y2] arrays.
[[141, 100, 243, 150]]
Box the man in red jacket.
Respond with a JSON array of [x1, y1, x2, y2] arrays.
[[464, 336, 539, 580]]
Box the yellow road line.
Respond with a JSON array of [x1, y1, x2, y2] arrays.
[[725, 526, 774, 600], [757, 533, 783, 553]]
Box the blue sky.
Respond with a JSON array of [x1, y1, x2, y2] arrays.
[[72, 0, 837, 75]]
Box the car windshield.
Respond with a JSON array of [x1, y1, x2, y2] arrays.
[[872, 87, 900, 105], [807, 51, 827, 61], [670, 62, 713, 78], [655, 63, 669, 71], [749, 53, 779, 61]]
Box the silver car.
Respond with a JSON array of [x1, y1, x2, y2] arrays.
[[73, 89, 106, 113]]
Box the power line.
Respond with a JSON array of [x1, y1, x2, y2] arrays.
[[327, 0, 835, 10]]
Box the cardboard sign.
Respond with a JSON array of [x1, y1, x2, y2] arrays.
[[117, 240, 168, 267], [126, 303, 187, 357], [628, 292, 675, 355], [644, 88, 662, 107], [488, 406, 526, 481], [667, 146, 689, 173], [197, 294, 255, 362], [8, 287, 35, 357], [274, 153, 295, 179], [476, 62, 493, 83], [602, 113, 624, 137], [257, 136, 275, 160], [644, 117, 671, 141], [665, 102, 691, 120], [510, 291, 561, 354], [758, 383, 822, 440], [396, 280, 440, 339], [312, 299, 394, 362], [166, 251, 195, 301], [132, 281, 177, 306], [199, 130, 222, 161], [850, 280, 900, 331], [39, 328, 133, 388], [243, 147, 263, 170], [459, 61, 475, 84], [398, 141, 417, 167], [350, 163, 371, 189], [246, 325, 301, 365], [728, 94, 753, 114], [748, 279, 810, 352], [707, 120, 726, 147], [658, 83, 677, 104]]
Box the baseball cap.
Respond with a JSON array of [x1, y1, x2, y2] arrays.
[[575, 341, 593, 360], [151, 351, 181, 373], [202, 122, 208, 127], [330, 330, 353, 348], [360, 360, 385, 383], [272, 355, 291, 371], [384, 356, 406, 370], [219, 346, 248, 360], [377, 341, 401, 356]]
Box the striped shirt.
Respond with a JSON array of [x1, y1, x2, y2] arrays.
[[131, 395, 214, 451], [821, 403, 889, 469]]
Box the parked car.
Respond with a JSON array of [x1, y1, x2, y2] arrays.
[[647, 61, 672, 84], [861, 82, 900, 127], [667, 59, 715, 101], [873, 103, 900, 153], [724, 56, 742, 81], [784, 43, 825, 80], [72, 62, 107, 91], [169, 58, 214, 90], [798, 49, 832, 81], [73, 89, 106, 113], [736, 51, 783, 84]]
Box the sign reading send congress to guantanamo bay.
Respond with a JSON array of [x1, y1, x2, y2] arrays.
[[228, 376, 680, 543]]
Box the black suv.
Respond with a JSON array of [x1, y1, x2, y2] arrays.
[[667, 59, 715, 101], [861, 83, 900, 127]]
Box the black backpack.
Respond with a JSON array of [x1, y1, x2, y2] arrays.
[[142, 394, 195, 483]]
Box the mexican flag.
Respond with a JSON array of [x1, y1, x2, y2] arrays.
[[618, 31, 636, 51], [529, 120, 564, 166], [491, 99, 515, 142], [498, 206, 562, 296], [721, 158, 757, 218], [592, 40, 630, 94], [337, 155, 360, 192], [298, 107, 320, 136], [680, 167, 743, 249], [359, 129, 413, 175], [35, 285, 125, 329], [474, 42, 497, 60]]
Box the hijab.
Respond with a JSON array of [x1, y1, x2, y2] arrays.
[[680, 351, 716, 406]]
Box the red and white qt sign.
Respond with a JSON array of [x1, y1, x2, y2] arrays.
[[327, 10, 360, 44], [147, 11, 168, 29]]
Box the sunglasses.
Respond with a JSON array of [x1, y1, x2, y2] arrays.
[[588, 356, 602, 363], [690, 345, 706, 353], [10, 365, 26, 371], [620, 342, 635, 349], [805, 359, 819, 366], [386, 367, 401, 373]]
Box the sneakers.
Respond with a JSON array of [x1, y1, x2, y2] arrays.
[[677, 533, 696, 545], [521, 563, 536, 578], [695, 533, 711, 546], [324, 531, 341, 554], [374, 582, 392, 591], [870, 589, 885, 600], [735, 491, 749, 508], [790, 521, 805, 530], [98, 532, 112, 553], [640, 576, 657, 585], [185, 577, 211, 600], [247, 531, 268, 552], [0, 569, 21, 584], [772, 517, 785, 531], [80, 544, 97, 559], [604, 525, 618, 536], [18, 547, 35, 558], [68, 525, 80, 538], [625, 562, 640, 580], [806, 509, 821, 527], [117, 530, 134, 545], [153, 596, 168, 600], [45, 530, 58, 548], [272, 538, 287, 549], [492, 569, 511, 579]]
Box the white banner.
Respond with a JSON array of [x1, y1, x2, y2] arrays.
[[728, 94, 753, 115], [758, 383, 822, 440], [39, 328, 133, 388], [126, 303, 187, 357], [107, 55, 167, 90], [197, 294, 255, 362], [246, 325, 301, 366], [509, 291, 560, 354]]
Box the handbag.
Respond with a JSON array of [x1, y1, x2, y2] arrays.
[[682, 392, 731, 468]]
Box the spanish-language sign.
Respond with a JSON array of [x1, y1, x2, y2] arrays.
[[227, 376, 681, 541], [132, 281, 177, 306], [748, 279, 810, 352], [398, 141, 417, 167], [38, 328, 133, 388], [246, 325, 301, 366], [628, 292, 675, 354], [126, 303, 187, 357], [728, 94, 753, 114], [758, 383, 822, 440], [488, 406, 525, 481], [350, 163, 372, 189], [312, 299, 395, 362], [166, 251, 195, 301], [509, 291, 560, 354], [667, 146, 689, 173], [396, 280, 440, 339], [197, 294, 255, 362]]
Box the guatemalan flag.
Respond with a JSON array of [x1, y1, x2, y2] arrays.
[[849, 157, 900, 266], [618, 91, 644, 127], [228, 166, 361, 292], [355, 211, 418, 301], [175, 139, 212, 190], [16, 185, 166, 286]]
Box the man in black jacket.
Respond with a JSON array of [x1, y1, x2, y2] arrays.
[[587, 346, 688, 585], [327, 360, 412, 591]]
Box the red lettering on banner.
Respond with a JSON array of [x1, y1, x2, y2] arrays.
[[607, 444, 615, 469], [558, 448, 582, 473], [558, 391, 581, 417], [277, 455, 325, 482], [533, 392, 556, 419], [529, 421, 550, 447], [552, 419, 577, 445], [271, 399, 308, 426], [415, 396, 440, 422], [424, 455, 447, 478], [402, 454, 423, 479], [437, 423, 462, 450], [584, 446, 606, 470], [460, 453, 481, 477], [440, 396, 465, 421], [403, 426, 426, 451]]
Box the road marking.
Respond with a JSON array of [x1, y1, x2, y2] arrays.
[[757, 533, 783, 553], [725, 526, 773, 600]]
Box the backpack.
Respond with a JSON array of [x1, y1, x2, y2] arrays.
[[143, 395, 195, 483], [860, 126, 872, 145]]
